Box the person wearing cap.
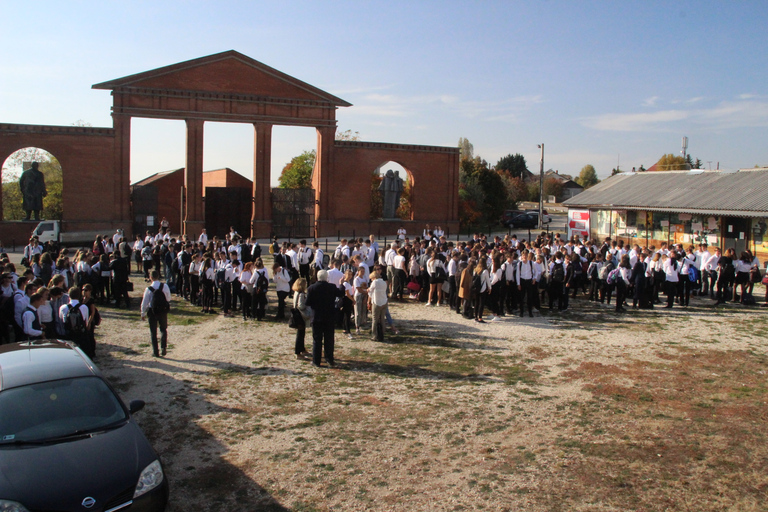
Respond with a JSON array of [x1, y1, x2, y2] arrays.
[[305, 269, 344, 368]]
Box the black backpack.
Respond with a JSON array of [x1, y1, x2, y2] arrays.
[[551, 262, 565, 283], [64, 304, 87, 335], [471, 273, 483, 293], [256, 272, 269, 294], [151, 283, 170, 315]]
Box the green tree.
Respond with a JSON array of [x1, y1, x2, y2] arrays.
[[655, 154, 688, 171], [277, 150, 316, 189], [458, 137, 474, 161], [576, 164, 600, 189], [495, 153, 529, 180]]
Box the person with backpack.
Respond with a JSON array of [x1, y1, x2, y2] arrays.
[[548, 252, 566, 311], [59, 287, 90, 355], [250, 258, 269, 321], [587, 253, 604, 302], [140, 270, 171, 358]]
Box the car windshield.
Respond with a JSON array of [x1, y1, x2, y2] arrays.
[[0, 376, 127, 444]]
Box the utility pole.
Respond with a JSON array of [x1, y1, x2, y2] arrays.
[[537, 144, 544, 230]]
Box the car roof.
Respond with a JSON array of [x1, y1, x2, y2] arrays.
[[0, 340, 99, 391]]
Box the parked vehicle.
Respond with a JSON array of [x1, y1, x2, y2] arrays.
[[503, 213, 539, 229], [524, 209, 552, 224], [31, 220, 104, 247], [0, 340, 169, 512]]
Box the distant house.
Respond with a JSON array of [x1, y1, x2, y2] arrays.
[[131, 168, 252, 235], [529, 170, 584, 201]]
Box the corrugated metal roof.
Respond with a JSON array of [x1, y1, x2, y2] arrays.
[[563, 169, 768, 217]]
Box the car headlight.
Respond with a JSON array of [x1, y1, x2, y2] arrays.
[[0, 501, 30, 512], [133, 459, 164, 498]]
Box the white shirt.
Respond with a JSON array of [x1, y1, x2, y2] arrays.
[[663, 258, 679, 282], [369, 278, 388, 306], [385, 248, 397, 266], [327, 268, 344, 287], [199, 232, 208, 245], [273, 268, 291, 292], [313, 248, 325, 269], [517, 260, 536, 284], [59, 299, 89, 325], [353, 275, 368, 299], [140, 281, 172, 317]]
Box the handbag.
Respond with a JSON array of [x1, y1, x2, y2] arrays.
[[750, 267, 762, 284], [126, 281, 134, 292], [762, 274, 768, 286], [435, 265, 447, 280], [288, 308, 304, 329]]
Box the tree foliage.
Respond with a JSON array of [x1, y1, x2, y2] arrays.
[[278, 150, 316, 189], [526, 177, 565, 203], [654, 154, 688, 171], [495, 153, 529, 180], [458, 137, 474, 161], [459, 157, 507, 225], [335, 129, 361, 141], [576, 164, 600, 189], [2, 148, 63, 220]]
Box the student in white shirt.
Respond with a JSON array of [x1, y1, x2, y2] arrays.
[[353, 266, 368, 334], [516, 251, 537, 318], [272, 262, 291, 321]]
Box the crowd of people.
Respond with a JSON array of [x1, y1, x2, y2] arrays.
[[3, 223, 765, 365]]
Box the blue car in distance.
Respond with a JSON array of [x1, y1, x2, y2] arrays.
[[0, 340, 168, 512]]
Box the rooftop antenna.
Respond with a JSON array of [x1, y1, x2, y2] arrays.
[[681, 136, 688, 160]]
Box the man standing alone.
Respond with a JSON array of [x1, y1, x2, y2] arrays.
[[141, 270, 171, 357], [305, 270, 343, 368]]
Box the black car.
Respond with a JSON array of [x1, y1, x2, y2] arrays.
[[0, 340, 168, 512], [503, 213, 538, 229]]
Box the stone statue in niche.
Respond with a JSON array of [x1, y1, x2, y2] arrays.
[[19, 162, 47, 221], [378, 169, 404, 219]]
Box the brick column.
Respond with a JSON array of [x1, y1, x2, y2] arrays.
[[113, 114, 131, 224], [251, 123, 272, 238], [313, 126, 335, 236], [184, 119, 205, 238]]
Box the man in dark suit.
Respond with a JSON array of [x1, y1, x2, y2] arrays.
[[305, 270, 344, 368]]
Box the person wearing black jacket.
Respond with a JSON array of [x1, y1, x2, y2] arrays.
[[629, 255, 647, 309], [109, 254, 130, 309], [305, 270, 344, 368]]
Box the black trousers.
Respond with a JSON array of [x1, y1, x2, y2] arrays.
[[190, 275, 200, 305], [312, 320, 335, 365], [299, 263, 310, 280], [276, 290, 289, 319], [666, 281, 678, 307], [295, 327, 307, 354], [519, 279, 536, 315], [241, 289, 252, 319], [473, 291, 486, 320], [504, 282, 518, 314], [147, 311, 168, 356], [221, 282, 232, 313]]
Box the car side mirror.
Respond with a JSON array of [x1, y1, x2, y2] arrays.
[[129, 400, 145, 414]]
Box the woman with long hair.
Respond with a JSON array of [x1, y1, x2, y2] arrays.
[[341, 269, 355, 338], [426, 249, 445, 306], [473, 258, 491, 323], [292, 278, 312, 359]]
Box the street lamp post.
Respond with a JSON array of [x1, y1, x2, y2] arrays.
[[537, 144, 544, 230]]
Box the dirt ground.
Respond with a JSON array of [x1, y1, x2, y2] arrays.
[[94, 274, 768, 511]]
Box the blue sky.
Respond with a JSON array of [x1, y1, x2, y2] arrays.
[[2, 1, 767, 184]]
